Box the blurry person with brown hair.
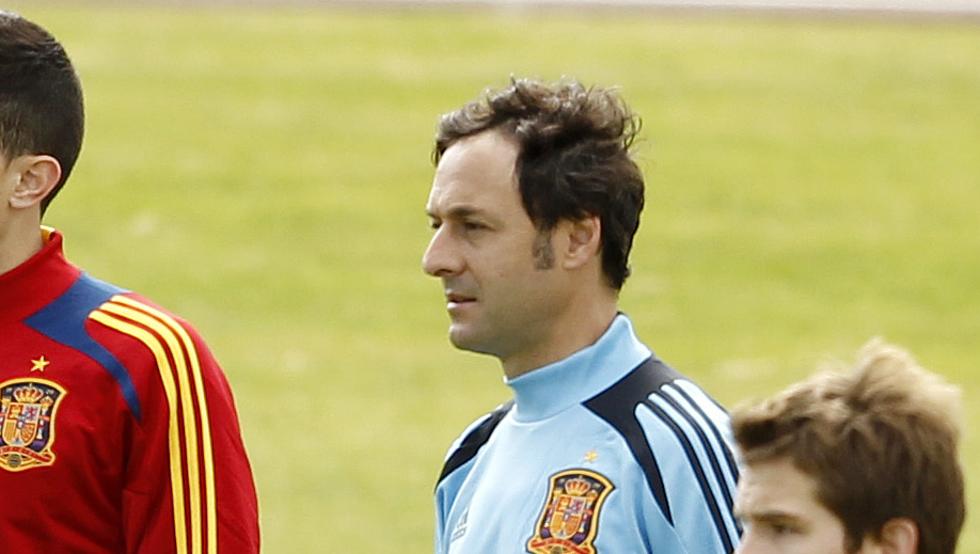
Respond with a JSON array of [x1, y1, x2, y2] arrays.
[[732, 340, 965, 554]]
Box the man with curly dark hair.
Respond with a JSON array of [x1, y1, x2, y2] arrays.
[[425, 78, 740, 553]]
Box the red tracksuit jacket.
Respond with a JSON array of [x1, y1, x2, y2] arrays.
[[0, 229, 260, 552]]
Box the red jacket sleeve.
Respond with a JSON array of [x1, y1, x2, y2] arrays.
[[88, 293, 260, 553]]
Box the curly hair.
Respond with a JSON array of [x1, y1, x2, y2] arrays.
[[732, 340, 965, 554], [433, 78, 644, 290]]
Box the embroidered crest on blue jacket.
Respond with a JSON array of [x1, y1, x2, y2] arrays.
[[527, 469, 614, 554], [0, 378, 67, 472]]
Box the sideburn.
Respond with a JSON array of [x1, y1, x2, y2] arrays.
[[532, 229, 555, 270]]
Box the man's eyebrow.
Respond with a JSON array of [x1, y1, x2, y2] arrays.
[[426, 205, 486, 219]]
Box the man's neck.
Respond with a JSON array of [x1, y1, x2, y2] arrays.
[[501, 300, 619, 380], [0, 219, 44, 276]]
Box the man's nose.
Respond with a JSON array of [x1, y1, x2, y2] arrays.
[[422, 226, 463, 277]]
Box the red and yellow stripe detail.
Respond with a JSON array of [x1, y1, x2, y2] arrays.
[[89, 295, 216, 554]]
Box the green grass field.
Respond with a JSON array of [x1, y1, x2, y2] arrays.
[[10, 3, 979, 551]]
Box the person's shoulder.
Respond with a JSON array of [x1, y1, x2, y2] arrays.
[[110, 291, 201, 336], [71, 274, 205, 340], [26, 271, 220, 420], [584, 356, 732, 448], [584, 357, 683, 420], [582, 358, 740, 551], [30, 268, 198, 335], [86, 287, 224, 395], [436, 400, 514, 486], [66, 270, 217, 372]]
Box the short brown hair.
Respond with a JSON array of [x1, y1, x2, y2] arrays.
[[732, 340, 964, 554], [433, 77, 644, 290], [0, 11, 84, 214]]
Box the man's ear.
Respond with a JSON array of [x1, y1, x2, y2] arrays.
[[8, 155, 61, 209], [561, 215, 601, 270], [871, 518, 919, 554]]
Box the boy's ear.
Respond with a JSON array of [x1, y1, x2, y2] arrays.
[[874, 518, 919, 554], [8, 155, 62, 209]]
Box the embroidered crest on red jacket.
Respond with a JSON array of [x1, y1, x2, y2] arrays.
[[0, 378, 67, 472], [526, 468, 615, 554]]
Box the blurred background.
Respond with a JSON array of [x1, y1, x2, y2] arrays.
[[9, 1, 978, 551]]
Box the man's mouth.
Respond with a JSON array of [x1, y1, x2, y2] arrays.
[[445, 292, 476, 305]]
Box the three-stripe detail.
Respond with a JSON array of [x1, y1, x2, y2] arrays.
[[584, 358, 740, 553], [643, 381, 741, 552], [89, 295, 216, 554]]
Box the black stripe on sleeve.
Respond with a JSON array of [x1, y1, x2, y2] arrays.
[[657, 385, 742, 538], [668, 383, 741, 487], [641, 397, 735, 554], [436, 400, 514, 488], [583, 357, 680, 525]]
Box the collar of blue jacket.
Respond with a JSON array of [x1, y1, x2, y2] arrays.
[[505, 313, 653, 422]]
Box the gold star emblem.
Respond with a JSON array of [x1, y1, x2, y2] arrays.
[[584, 450, 598, 463], [31, 356, 50, 372]]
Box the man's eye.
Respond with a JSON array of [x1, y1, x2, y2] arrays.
[[429, 220, 442, 230], [463, 221, 486, 231], [770, 522, 798, 536]]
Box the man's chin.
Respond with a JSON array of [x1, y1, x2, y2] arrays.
[[448, 325, 493, 356]]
